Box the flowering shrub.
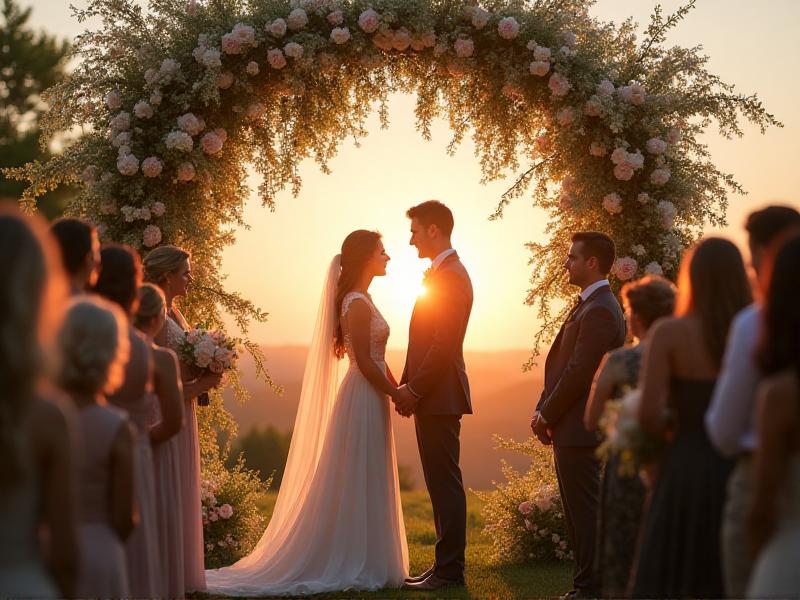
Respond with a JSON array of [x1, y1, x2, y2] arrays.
[[201, 454, 270, 569], [476, 436, 572, 563]]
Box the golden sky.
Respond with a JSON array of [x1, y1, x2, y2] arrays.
[[28, 0, 800, 351]]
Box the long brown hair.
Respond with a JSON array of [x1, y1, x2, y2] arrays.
[[675, 237, 752, 368], [334, 230, 382, 359]]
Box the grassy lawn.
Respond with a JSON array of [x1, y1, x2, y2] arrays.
[[203, 491, 572, 599]]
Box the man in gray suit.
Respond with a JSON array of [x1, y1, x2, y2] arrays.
[[395, 201, 473, 591], [531, 231, 626, 598]]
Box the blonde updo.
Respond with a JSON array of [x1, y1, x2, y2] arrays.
[[58, 296, 130, 395], [143, 245, 190, 285], [134, 283, 166, 330]]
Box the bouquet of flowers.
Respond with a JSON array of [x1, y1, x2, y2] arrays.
[[177, 325, 240, 405]]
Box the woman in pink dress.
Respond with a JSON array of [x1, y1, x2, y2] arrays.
[[144, 245, 221, 593], [58, 296, 136, 599], [135, 283, 186, 598]]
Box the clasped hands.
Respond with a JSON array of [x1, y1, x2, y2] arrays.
[[530, 411, 553, 445], [390, 384, 418, 418]]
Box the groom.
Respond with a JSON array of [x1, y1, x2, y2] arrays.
[[394, 200, 473, 591], [532, 231, 626, 598]]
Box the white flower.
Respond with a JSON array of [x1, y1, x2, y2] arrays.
[[392, 28, 411, 51], [143, 225, 162, 248], [121, 205, 136, 222], [589, 141, 607, 157], [149, 91, 163, 106], [202, 48, 222, 68], [560, 45, 575, 57], [81, 165, 100, 184], [141, 156, 163, 178], [556, 106, 575, 126], [471, 6, 490, 29], [562, 31, 577, 48], [358, 9, 380, 33], [135, 207, 152, 221], [602, 192, 623, 215], [637, 192, 651, 204], [632, 244, 646, 256], [177, 162, 196, 182], [267, 48, 287, 69], [619, 82, 646, 105], [267, 18, 287, 38], [160, 58, 180, 76], [529, 61, 549, 77], [330, 27, 351, 45], [133, 100, 153, 119], [614, 162, 634, 181], [627, 151, 644, 169], [110, 111, 131, 132], [548, 72, 571, 97], [327, 10, 343, 25], [596, 79, 615, 97], [105, 89, 122, 110], [454, 38, 474, 58], [217, 71, 235, 89], [246, 61, 259, 75], [497, 16, 520, 40], [152, 201, 166, 217], [144, 68, 159, 85], [221, 33, 242, 55], [201, 131, 224, 154], [612, 257, 638, 281], [657, 200, 677, 229], [645, 261, 664, 276], [666, 127, 681, 144], [246, 102, 265, 120], [651, 168, 671, 186], [116, 153, 139, 176], [177, 113, 204, 136], [287, 8, 308, 31], [112, 131, 131, 148], [533, 45, 551, 62], [232, 23, 256, 46], [646, 137, 667, 155], [165, 130, 194, 152], [284, 42, 304, 58]]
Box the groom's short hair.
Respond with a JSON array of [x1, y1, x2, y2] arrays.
[[407, 200, 454, 237], [572, 231, 615, 275]]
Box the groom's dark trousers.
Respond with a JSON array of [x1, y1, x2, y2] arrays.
[[536, 284, 625, 593], [402, 252, 473, 581]]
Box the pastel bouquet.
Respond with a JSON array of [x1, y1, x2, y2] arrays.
[[177, 325, 240, 405]]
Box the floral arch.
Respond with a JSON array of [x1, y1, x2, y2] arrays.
[[11, 0, 778, 358]]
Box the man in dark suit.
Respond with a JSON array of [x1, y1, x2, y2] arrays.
[[532, 231, 626, 598], [395, 200, 473, 591]]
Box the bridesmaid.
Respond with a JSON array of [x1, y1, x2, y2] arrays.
[[58, 297, 136, 599], [94, 244, 164, 598], [134, 283, 186, 598], [143, 245, 221, 592], [584, 275, 676, 598], [632, 238, 752, 598], [0, 209, 77, 598]]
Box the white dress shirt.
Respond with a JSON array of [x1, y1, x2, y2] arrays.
[[580, 278, 610, 301], [431, 248, 457, 271], [705, 303, 761, 456]]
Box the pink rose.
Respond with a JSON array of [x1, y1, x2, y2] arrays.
[[556, 106, 575, 127], [548, 72, 571, 97], [267, 18, 287, 38], [141, 156, 163, 178], [533, 45, 551, 62], [214, 128, 228, 143], [177, 112, 204, 136], [142, 225, 162, 248], [454, 38, 474, 58], [518, 501, 533, 515], [177, 162, 196, 182], [217, 71, 235, 89], [246, 61, 259, 75], [372, 30, 393, 52], [330, 27, 351, 45], [218, 504, 233, 519], [267, 48, 287, 69], [584, 98, 601, 117], [613, 162, 634, 181], [221, 33, 242, 55], [529, 60, 549, 77], [116, 153, 139, 176], [105, 89, 122, 110], [327, 10, 343, 25], [612, 257, 638, 281], [392, 28, 411, 51], [650, 168, 671, 186], [134, 100, 154, 119], [610, 147, 628, 165], [646, 137, 667, 155], [201, 132, 224, 155], [358, 9, 380, 33], [589, 141, 607, 157], [497, 16, 520, 40], [602, 192, 623, 215], [152, 201, 166, 217], [287, 8, 308, 31], [471, 6, 490, 29]]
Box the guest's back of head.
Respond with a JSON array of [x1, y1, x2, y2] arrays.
[[621, 275, 677, 336], [50, 218, 100, 292], [94, 244, 142, 316]]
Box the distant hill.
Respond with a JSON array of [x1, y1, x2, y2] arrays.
[[222, 346, 545, 490]]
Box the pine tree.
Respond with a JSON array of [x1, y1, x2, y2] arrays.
[[0, 0, 70, 216]]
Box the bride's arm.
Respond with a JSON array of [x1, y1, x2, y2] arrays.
[[346, 300, 398, 398]]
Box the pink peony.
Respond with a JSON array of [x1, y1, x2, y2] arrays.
[[619, 82, 646, 105], [533, 45, 551, 62], [529, 60, 549, 77], [650, 168, 671, 186], [201, 132, 224, 155], [612, 257, 638, 281], [267, 48, 287, 69], [596, 79, 615, 96], [602, 192, 623, 215], [471, 6, 490, 29], [284, 42, 303, 59], [556, 106, 575, 126], [287, 8, 308, 31], [110, 111, 131, 132], [105, 89, 122, 110], [165, 130, 194, 152], [637, 192, 651, 204], [645, 262, 664, 276], [646, 137, 667, 155], [548, 72, 571, 97], [141, 156, 163, 178], [610, 147, 628, 165], [152, 201, 166, 217], [589, 141, 607, 157], [221, 33, 242, 55], [177, 112, 204, 136], [176, 162, 196, 182], [330, 27, 351, 45], [218, 504, 233, 519], [116, 153, 139, 176], [246, 61, 259, 75], [613, 162, 634, 181], [454, 38, 474, 58], [133, 100, 154, 119], [327, 10, 344, 26], [232, 23, 256, 46], [497, 16, 520, 40], [267, 18, 287, 38], [358, 9, 380, 33], [149, 91, 163, 105], [392, 28, 411, 51], [142, 225, 162, 248], [518, 501, 533, 515]]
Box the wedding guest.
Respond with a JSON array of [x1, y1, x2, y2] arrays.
[[632, 237, 751, 598], [584, 275, 676, 598], [94, 244, 166, 598], [50, 217, 101, 295], [705, 206, 800, 596], [134, 283, 186, 599], [58, 296, 136, 599], [747, 234, 800, 598], [0, 208, 77, 598], [144, 245, 220, 593]]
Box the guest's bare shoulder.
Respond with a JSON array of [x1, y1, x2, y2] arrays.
[[152, 344, 180, 375]]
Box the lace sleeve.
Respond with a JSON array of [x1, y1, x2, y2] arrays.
[[341, 292, 369, 318]]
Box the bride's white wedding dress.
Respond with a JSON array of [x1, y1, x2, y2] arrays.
[[205, 257, 408, 596]]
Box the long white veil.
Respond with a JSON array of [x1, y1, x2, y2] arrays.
[[208, 255, 342, 576]]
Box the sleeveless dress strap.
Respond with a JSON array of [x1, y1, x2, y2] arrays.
[[341, 292, 370, 317]]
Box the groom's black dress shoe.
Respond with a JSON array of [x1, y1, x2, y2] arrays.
[[403, 573, 466, 591], [404, 566, 435, 584]]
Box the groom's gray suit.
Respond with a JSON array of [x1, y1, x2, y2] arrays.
[[401, 251, 473, 581]]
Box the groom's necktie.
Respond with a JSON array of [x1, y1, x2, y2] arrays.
[[566, 295, 583, 321]]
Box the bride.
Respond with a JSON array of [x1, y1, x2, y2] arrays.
[[206, 230, 409, 596]]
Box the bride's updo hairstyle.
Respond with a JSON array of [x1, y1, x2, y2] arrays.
[[143, 245, 190, 286], [334, 230, 382, 359]]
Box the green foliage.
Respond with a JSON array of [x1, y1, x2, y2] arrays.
[[476, 435, 572, 564], [201, 452, 270, 569], [227, 425, 292, 487]]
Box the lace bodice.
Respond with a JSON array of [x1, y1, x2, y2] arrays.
[[340, 292, 389, 365], [165, 315, 185, 354]]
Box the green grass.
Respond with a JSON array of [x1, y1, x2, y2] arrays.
[[203, 491, 572, 599]]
